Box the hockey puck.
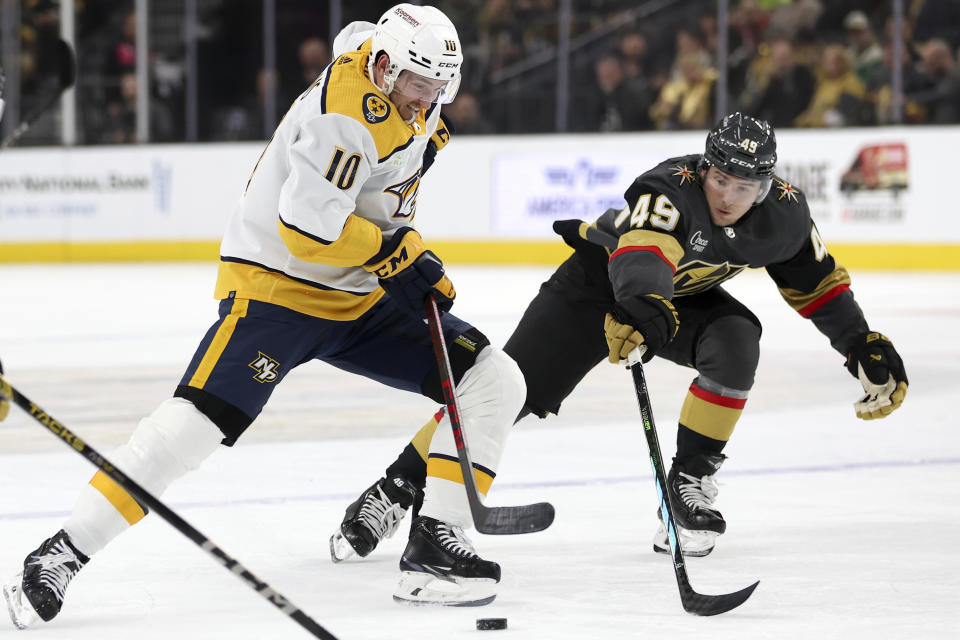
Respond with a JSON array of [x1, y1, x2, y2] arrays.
[[476, 617, 508, 631]]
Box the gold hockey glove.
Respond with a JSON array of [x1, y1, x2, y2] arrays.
[[845, 331, 908, 420], [604, 294, 679, 364], [364, 227, 455, 315]]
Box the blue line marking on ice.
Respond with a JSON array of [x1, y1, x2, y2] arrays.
[[2, 456, 958, 522]]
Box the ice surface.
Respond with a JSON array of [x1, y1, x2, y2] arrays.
[[0, 263, 957, 639]]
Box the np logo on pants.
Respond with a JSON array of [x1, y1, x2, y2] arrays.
[[249, 352, 281, 383]]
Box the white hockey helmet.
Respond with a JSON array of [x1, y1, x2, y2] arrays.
[[368, 4, 463, 104]]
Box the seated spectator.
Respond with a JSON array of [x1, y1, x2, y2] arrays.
[[99, 71, 176, 144], [442, 92, 494, 135], [618, 32, 648, 81], [843, 10, 883, 86], [212, 68, 275, 141], [669, 28, 713, 82], [794, 44, 871, 127], [103, 10, 138, 108], [281, 36, 330, 106], [868, 41, 928, 124], [742, 37, 816, 128], [649, 52, 716, 130], [297, 36, 330, 86], [578, 53, 652, 132], [909, 38, 960, 124]]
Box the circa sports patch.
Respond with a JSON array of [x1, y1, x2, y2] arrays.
[[362, 93, 391, 123]]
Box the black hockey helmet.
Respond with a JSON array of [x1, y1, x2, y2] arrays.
[[699, 112, 777, 202]]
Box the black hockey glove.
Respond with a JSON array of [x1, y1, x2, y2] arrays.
[[364, 227, 455, 316], [604, 294, 679, 364], [845, 331, 908, 420]]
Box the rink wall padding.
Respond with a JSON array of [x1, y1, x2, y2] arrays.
[[1, 127, 957, 270]]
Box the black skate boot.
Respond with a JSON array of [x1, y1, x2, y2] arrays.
[[393, 515, 500, 606], [654, 453, 727, 557], [329, 475, 421, 562], [3, 529, 89, 629]]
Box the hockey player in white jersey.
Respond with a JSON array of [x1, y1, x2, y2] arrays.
[[3, 4, 530, 629]]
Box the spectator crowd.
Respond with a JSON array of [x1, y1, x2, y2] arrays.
[[7, 0, 960, 144]]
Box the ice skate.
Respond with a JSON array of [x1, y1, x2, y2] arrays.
[[653, 453, 726, 557], [3, 530, 88, 629], [393, 516, 499, 606], [329, 475, 421, 562]]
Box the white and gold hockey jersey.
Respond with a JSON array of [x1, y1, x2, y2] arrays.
[[215, 27, 451, 320]]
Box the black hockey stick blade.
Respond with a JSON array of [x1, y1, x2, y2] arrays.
[[473, 498, 555, 535], [0, 373, 338, 639], [425, 295, 555, 535], [680, 578, 760, 616]]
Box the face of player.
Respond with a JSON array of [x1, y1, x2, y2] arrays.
[[701, 167, 764, 226], [389, 70, 448, 122]]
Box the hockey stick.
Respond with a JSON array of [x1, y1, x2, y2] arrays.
[[425, 295, 555, 534], [626, 350, 759, 615], [0, 372, 339, 639], [0, 38, 76, 149]]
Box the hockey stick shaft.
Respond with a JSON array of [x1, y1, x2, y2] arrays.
[[424, 296, 555, 535], [0, 374, 338, 639], [627, 351, 758, 615], [1, 38, 76, 149]]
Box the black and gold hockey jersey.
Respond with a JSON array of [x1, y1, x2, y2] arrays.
[[576, 154, 868, 355]]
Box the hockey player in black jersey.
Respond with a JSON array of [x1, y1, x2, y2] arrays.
[[330, 112, 908, 560]]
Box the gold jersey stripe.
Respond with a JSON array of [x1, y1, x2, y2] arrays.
[[89, 471, 146, 525], [411, 410, 444, 461], [778, 265, 853, 314], [427, 456, 494, 496], [616, 229, 685, 269], [278, 214, 382, 267], [679, 388, 743, 442], [214, 260, 384, 321], [187, 298, 249, 389]]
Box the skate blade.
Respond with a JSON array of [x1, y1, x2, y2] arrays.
[[3, 573, 40, 630], [328, 530, 357, 564], [393, 571, 497, 607], [653, 524, 718, 557]]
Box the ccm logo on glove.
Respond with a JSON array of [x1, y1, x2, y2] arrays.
[[365, 227, 455, 315]]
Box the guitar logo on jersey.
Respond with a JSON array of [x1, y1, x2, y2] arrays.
[[674, 260, 747, 295], [362, 93, 391, 124], [384, 170, 421, 219], [249, 352, 281, 384]]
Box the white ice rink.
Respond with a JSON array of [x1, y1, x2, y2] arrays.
[[0, 263, 957, 640]]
